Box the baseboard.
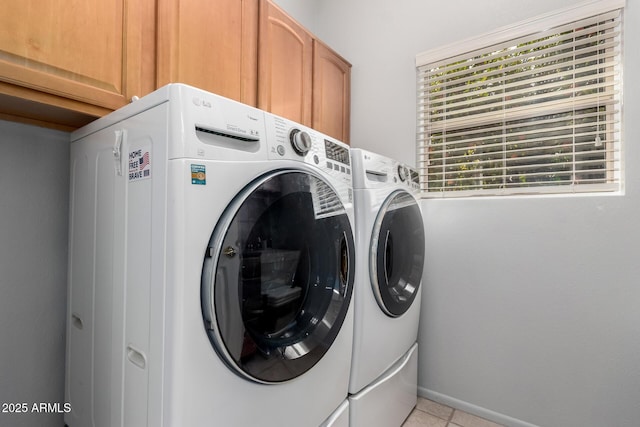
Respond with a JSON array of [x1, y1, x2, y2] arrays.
[[418, 387, 541, 427]]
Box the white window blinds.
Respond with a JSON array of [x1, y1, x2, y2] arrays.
[[417, 6, 623, 197]]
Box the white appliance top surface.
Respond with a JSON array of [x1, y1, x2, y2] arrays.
[[71, 83, 353, 188]]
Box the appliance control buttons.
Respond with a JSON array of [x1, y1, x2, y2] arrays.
[[277, 145, 286, 156], [325, 161, 350, 175], [289, 128, 312, 156]]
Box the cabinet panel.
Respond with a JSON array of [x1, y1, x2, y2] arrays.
[[258, 0, 313, 126], [157, 0, 258, 105], [0, 0, 155, 112], [0, 0, 350, 136], [313, 41, 351, 144]]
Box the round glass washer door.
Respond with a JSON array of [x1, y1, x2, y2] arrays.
[[370, 190, 425, 317], [201, 170, 355, 384]]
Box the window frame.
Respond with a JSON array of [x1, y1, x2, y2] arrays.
[[415, 0, 624, 198]]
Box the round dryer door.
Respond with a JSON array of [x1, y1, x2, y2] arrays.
[[201, 170, 355, 383], [370, 190, 425, 317]]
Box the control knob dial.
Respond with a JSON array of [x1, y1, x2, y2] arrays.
[[398, 165, 408, 182], [289, 128, 312, 156]]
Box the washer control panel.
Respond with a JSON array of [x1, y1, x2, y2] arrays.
[[264, 112, 352, 184]]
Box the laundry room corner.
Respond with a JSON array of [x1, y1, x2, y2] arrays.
[[0, 119, 70, 427], [2, 0, 639, 426]]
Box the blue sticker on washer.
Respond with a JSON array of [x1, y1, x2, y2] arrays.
[[191, 164, 206, 185]]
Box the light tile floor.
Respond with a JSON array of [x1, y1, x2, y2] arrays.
[[402, 397, 505, 427]]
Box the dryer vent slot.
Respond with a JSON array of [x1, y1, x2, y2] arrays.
[[366, 170, 388, 183], [195, 125, 261, 153]]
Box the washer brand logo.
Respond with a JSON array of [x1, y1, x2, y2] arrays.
[[128, 148, 151, 182], [192, 97, 212, 108]]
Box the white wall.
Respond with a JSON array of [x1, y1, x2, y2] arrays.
[[306, 0, 640, 426], [419, 196, 640, 427], [0, 120, 69, 427]]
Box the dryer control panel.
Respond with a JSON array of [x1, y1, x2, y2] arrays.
[[351, 148, 420, 191]]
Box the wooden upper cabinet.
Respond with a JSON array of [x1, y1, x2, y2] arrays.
[[157, 0, 259, 105], [258, 0, 351, 143], [258, 0, 313, 126], [0, 0, 350, 135], [0, 0, 155, 128], [313, 40, 351, 144]]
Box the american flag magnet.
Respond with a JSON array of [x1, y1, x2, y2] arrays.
[[128, 147, 151, 182]]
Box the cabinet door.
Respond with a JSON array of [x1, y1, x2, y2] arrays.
[[157, 0, 259, 105], [313, 41, 351, 144], [258, 0, 313, 126], [0, 0, 155, 114]]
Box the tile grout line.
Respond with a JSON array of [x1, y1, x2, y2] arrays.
[[446, 408, 455, 426], [415, 399, 457, 426], [446, 408, 464, 427]]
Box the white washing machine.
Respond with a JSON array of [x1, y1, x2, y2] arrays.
[[65, 84, 355, 427], [348, 149, 425, 427]]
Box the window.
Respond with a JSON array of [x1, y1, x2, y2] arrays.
[[416, 2, 623, 197]]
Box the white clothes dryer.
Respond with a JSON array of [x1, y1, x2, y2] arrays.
[[65, 84, 355, 427], [348, 149, 425, 427]]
